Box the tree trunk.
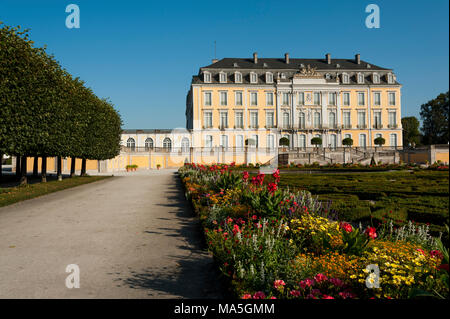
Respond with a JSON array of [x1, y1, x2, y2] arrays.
[[80, 158, 87, 176], [20, 155, 27, 185], [15, 156, 21, 178], [41, 156, 47, 183], [70, 157, 76, 177], [0, 152, 3, 181], [57, 156, 62, 181], [33, 156, 39, 178]]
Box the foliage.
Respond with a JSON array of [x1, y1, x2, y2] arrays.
[[401, 116, 422, 146], [342, 138, 353, 147], [279, 137, 290, 147], [374, 137, 385, 147], [420, 92, 449, 145], [311, 137, 322, 146]]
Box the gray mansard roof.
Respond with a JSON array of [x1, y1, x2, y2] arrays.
[[202, 58, 390, 71], [122, 129, 172, 134]]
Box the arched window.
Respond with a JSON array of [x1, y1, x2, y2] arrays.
[[299, 112, 305, 129], [144, 138, 154, 151], [328, 112, 336, 128], [283, 112, 290, 128], [163, 138, 172, 151], [299, 134, 306, 149], [127, 137, 135, 151], [359, 134, 367, 149], [314, 112, 321, 128], [181, 137, 190, 152], [330, 134, 337, 149], [390, 134, 397, 148]]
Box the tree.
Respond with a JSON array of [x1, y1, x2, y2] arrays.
[[374, 137, 385, 147], [401, 116, 421, 147], [342, 138, 353, 147], [279, 137, 289, 147], [311, 137, 322, 147], [420, 92, 449, 145]]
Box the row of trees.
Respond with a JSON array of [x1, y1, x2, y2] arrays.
[[0, 22, 122, 184], [402, 92, 449, 146]]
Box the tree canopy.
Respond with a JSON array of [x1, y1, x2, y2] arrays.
[[420, 92, 449, 145], [401, 116, 421, 146], [0, 22, 122, 162]]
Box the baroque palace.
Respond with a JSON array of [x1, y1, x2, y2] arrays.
[[115, 53, 404, 170]]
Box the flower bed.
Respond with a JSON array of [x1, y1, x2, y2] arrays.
[[179, 163, 449, 299]]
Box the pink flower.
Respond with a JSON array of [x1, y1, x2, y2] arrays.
[[314, 273, 328, 283], [299, 278, 314, 289], [241, 294, 252, 299], [338, 291, 356, 299], [252, 291, 266, 299], [269, 296, 277, 299], [232, 224, 241, 235], [328, 278, 344, 287], [242, 171, 249, 182], [431, 250, 443, 259], [273, 280, 286, 289], [290, 290, 301, 297], [322, 295, 334, 299]]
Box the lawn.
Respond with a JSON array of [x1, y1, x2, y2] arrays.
[[277, 170, 449, 235], [0, 175, 112, 208]]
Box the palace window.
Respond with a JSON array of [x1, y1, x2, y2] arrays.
[[220, 91, 228, 106], [181, 138, 189, 152], [343, 111, 351, 128], [144, 137, 154, 150], [389, 92, 396, 105], [235, 111, 243, 128], [299, 134, 306, 148], [203, 111, 213, 128], [387, 73, 395, 84], [220, 135, 228, 148], [282, 112, 290, 128], [359, 134, 367, 148], [266, 72, 273, 83], [236, 135, 244, 148], [250, 111, 258, 128], [266, 111, 274, 128], [266, 92, 274, 106], [235, 91, 243, 106], [313, 112, 321, 128], [204, 92, 212, 106], [219, 72, 227, 83], [374, 111, 382, 128], [358, 111, 366, 127], [374, 92, 381, 106], [390, 133, 398, 147], [298, 92, 305, 105], [250, 92, 258, 106], [250, 72, 258, 84], [203, 72, 211, 83], [342, 73, 350, 84], [163, 138, 172, 151], [313, 92, 320, 105], [127, 137, 135, 151], [373, 73, 380, 84], [328, 92, 336, 106], [343, 92, 350, 106], [358, 92, 365, 106], [299, 112, 305, 129], [267, 134, 275, 149], [357, 73, 365, 84], [389, 111, 397, 127], [234, 72, 242, 83], [205, 135, 213, 148], [282, 92, 289, 105], [220, 111, 228, 128], [328, 112, 336, 128]]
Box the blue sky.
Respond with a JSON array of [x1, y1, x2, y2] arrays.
[[1, 0, 448, 129]]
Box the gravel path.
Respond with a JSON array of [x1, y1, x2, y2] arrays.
[[0, 170, 224, 298]]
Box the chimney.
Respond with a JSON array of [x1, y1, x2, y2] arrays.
[[326, 53, 331, 64], [355, 53, 361, 65], [253, 52, 258, 64], [285, 53, 290, 64]]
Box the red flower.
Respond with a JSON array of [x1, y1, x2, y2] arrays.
[[290, 290, 301, 297], [267, 182, 278, 193], [431, 250, 443, 259], [365, 226, 377, 239], [232, 224, 241, 235], [339, 222, 353, 233], [252, 291, 266, 299], [241, 294, 252, 299], [273, 279, 286, 289]]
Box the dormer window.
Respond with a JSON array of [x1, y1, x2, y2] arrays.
[[280, 72, 286, 79], [372, 73, 380, 84], [387, 73, 394, 84], [250, 72, 258, 84], [342, 73, 349, 84], [265, 72, 273, 83], [357, 73, 365, 84], [204, 72, 211, 83], [234, 72, 242, 83], [233, 62, 239, 68], [219, 72, 227, 83], [336, 64, 340, 68], [263, 63, 268, 68], [325, 73, 331, 80]]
